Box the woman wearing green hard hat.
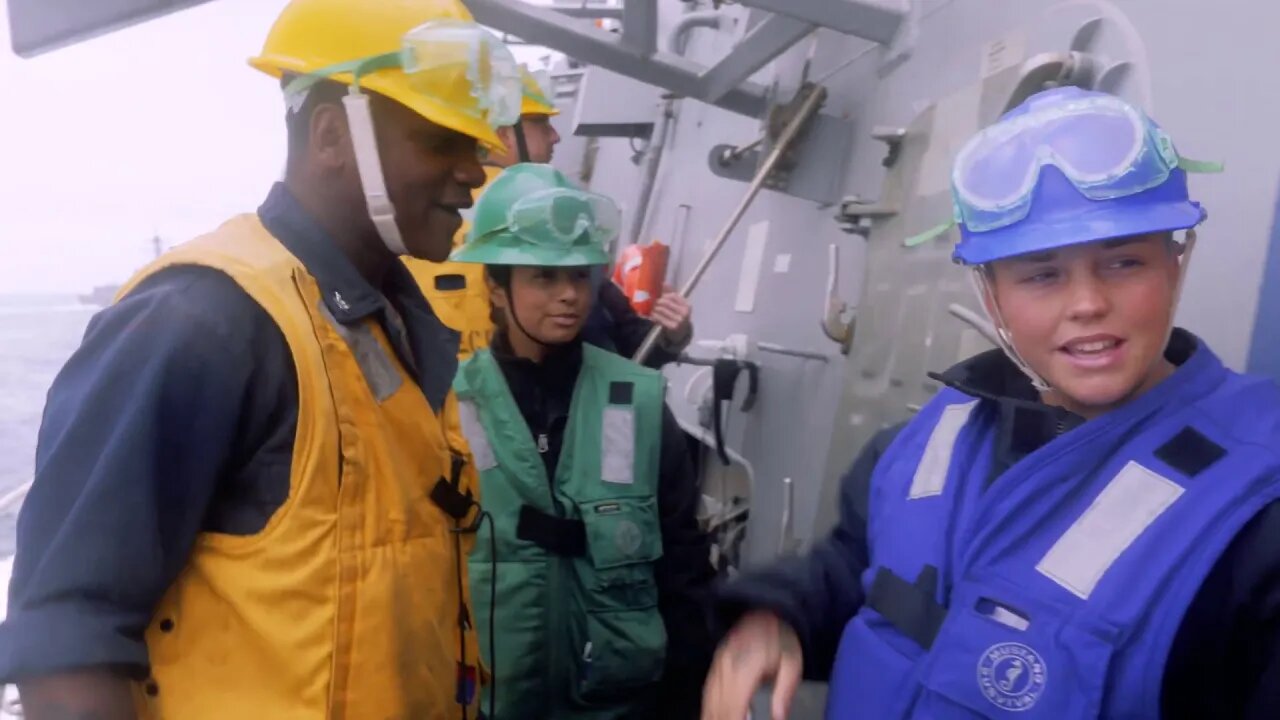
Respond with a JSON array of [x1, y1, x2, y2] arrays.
[[450, 163, 715, 720]]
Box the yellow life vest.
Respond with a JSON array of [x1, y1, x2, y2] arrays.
[[117, 214, 482, 720], [404, 166, 503, 362]]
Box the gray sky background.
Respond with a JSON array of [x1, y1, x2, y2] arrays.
[[0, 1, 553, 295]]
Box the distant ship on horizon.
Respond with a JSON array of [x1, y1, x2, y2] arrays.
[[77, 284, 121, 308], [76, 235, 163, 308]]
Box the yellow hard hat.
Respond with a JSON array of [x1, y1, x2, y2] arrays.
[[520, 65, 559, 117], [250, 0, 518, 149]]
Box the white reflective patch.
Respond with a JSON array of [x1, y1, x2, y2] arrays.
[[457, 400, 497, 471], [601, 406, 635, 485], [908, 400, 979, 499], [988, 606, 1031, 632], [320, 303, 402, 403], [1036, 461, 1184, 600]]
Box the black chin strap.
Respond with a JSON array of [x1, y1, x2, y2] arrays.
[[513, 121, 531, 163]]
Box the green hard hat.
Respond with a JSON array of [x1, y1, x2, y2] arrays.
[[451, 163, 618, 267]]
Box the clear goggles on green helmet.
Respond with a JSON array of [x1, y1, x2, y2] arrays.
[[502, 188, 621, 250]]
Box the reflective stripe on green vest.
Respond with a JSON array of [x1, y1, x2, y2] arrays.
[[455, 344, 666, 720]]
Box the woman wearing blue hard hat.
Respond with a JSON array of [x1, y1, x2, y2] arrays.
[[699, 87, 1280, 719]]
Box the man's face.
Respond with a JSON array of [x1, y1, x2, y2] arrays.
[[518, 114, 561, 164], [492, 113, 562, 166], [371, 96, 487, 261], [986, 232, 1182, 416]]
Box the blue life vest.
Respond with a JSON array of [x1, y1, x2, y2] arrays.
[[826, 339, 1280, 718]]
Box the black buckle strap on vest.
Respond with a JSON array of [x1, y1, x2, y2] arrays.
[[432, 455, 483, 533], [516, 505, 587, 556], [867, 565, 948, 651], [1155, 426, 1227, 478], [711, 359, 759, 466], [431, 479, 476, 522], [434, 273, 467, 291]]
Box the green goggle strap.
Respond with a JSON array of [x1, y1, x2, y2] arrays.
[[283, 51, 402, 97], [1178, 156, 1224, 174], [902, 219, 956, 248]]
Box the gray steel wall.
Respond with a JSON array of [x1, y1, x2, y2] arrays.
[[555, 0, 1280, 567]]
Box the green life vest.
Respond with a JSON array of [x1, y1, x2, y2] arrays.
[[455, 344, 667, 720]]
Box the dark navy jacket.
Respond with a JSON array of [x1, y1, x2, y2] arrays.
[[717, 330, 1280, 719]]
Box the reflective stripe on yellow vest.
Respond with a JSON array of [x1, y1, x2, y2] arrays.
[[118, 215, 482, 720], [404, 166, 503, 362]]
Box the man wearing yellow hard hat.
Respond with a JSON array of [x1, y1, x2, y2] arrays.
[[406, 65, 696, 365], [0, 1, 516, 718]]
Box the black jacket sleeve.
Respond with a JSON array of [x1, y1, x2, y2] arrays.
[[596, 282, 682, 370], [1162, 499, 1280, 719], [653, 403, 716, 719], [712, 425, 902, 682]]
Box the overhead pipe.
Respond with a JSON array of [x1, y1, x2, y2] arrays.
[[667, 10, 725, 55], [625, 9, 726, 249], [626, 97, 676, 247]]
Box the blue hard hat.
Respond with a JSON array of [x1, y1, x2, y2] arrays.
[[950, 86, 1208, 266]]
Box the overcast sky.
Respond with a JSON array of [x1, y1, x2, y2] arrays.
[[0, 1, 553, 295]]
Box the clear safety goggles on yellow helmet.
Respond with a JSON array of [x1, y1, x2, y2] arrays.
[[281, 19, 521, 256], [284, 19, 522, 139]]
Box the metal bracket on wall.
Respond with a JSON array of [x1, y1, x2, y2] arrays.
[[821, 244, 855, 354], [833, 126, 906, 234], [834, 195, 899, 236], [706, 83, 854, 205]]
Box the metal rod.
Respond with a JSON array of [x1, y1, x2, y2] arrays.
[[666, 204, 692, 286], [758, 342, 830, 362], [779, 477, 797, 555], [632, 86, 826, 364], [675, 354, 720, 367]]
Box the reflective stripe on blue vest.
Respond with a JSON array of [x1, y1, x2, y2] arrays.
[[828, 340, 1280, 718]]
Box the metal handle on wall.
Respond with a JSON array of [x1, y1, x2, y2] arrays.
[[821, 243, 855, 353], [779, 476, 798, 556]]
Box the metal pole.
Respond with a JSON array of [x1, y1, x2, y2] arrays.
[[757, 342, 829, 362], [632, 86, 826, 364]]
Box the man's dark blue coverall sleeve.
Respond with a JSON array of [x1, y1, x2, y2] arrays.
[[713, 426, 902, 681], [0, 267, 284, 682]]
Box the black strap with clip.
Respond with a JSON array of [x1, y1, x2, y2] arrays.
[[711, 358, 759, 466]]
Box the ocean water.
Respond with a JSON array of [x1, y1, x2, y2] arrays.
[[0, 297, 96, 557]]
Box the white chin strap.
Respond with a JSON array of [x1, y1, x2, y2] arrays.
[[1164, 228, 1197, 350], [971, 229, 1198, 395], [970, 268, 1052, 392], [342, 92, 409, 256]]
